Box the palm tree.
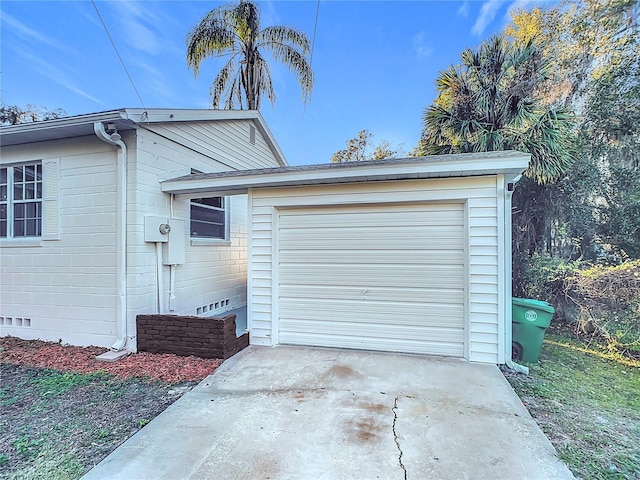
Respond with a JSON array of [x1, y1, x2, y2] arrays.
[[416, 36, 575, 184], [186, 0, 314, 110]]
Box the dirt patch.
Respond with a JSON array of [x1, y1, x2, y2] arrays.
[[0, 337, 223, 479]]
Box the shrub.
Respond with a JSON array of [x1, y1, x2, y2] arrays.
[[518, 255, 579, 302], [516, 257, 640, 354], [564, 260, 640, 352]]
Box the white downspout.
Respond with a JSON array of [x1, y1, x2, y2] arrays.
[[94, 122, 128, 351], [504, 175, 529, 374]]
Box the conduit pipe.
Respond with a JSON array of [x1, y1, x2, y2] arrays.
[[94, 122, 128, 351], [156, 242, 165, 313], [503, 175, 529, 374], [168, 194, 176, 311], [168, 265, 176, 311]]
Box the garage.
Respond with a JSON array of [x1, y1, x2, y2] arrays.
[[277, 203, 466, 356], [161, 151, 530, 364]]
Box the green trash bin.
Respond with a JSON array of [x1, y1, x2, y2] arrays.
[[512, 298, 555, 363]]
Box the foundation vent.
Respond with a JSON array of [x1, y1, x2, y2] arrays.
[[196, 298, 230, 315], [1, 317, 31, 327]]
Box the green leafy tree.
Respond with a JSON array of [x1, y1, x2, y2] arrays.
[[507, 0, 639, 261], [186, 0, 313, 110], [416, 36, 575, 184], [331, 130, 404, 163], [585, 53, 640, 259], [0, 104, 66, 125]]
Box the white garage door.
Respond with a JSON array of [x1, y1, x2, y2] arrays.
[[277, 202, 466, 356]]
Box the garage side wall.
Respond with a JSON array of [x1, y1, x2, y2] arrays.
[[248, 177, 501, 363]]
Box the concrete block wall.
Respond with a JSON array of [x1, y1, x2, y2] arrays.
[[127, 128, 249, 335], [0, 136, 120, 347], [136, 313, 249, 359]]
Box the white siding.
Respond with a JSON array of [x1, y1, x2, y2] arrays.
[[0, 136, 120, 347], [249, 177, 501, 363], [142, 120, 281, 170]]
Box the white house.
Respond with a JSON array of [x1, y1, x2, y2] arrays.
[[0, 108, 285, 349], [1, 108, 529, 366]]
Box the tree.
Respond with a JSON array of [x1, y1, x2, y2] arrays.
[[331, 130, 404, 163], [0, 104, 66, 125], [506, 0, 640, 261], [415, 36, 575, 184], [186, 0, 313, 110]]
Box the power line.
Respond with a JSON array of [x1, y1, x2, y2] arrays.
[[91, 0, 148, 116], [310, 0, 320, 67]]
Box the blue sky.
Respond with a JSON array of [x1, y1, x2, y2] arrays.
[[1, 0, 543, 165]]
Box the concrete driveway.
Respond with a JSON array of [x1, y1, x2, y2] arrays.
[[83, 346, 573, 480]]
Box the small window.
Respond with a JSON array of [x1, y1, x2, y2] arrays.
[[190, 196, 228, 240], [1, 163, 42, 238]]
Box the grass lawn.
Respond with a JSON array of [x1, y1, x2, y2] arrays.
[[503, 330, 640, 480], [0, 337, 220, 480], [0, 363, 196, 479]]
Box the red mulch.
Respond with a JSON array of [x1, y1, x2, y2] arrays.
[[0, 336, 221, 383]]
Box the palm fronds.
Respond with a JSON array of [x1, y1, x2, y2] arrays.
[[417, 35, 576, 184], [186, 0, 313, 110]]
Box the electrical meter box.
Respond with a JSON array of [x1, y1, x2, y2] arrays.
[[144, 216, 170, 243], [163, 218, 185, 265]]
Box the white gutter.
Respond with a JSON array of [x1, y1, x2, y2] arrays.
[[503, 175, 529, 374], [94, 122, 129, 351]]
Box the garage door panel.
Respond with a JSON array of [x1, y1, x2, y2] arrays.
[[279, 300, 464, 322], [280, 319, 464, 343], [280, 228, 464, 252], [280, 285, 464, 304], [279, 204, 463, 225], [280, 249, 464, 265], [277, 203, 466, 357], [279, 265, 464, 287], [278, 331, 463, 357]]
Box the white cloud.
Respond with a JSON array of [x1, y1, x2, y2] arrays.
[[101, 1, 180, 57], [471, 0, 503, 36], [19, 52, 104, 105], [457, 2, 470, 18], [505, 0, 539, 22], [260, 0, 281, 27], [1, 11, 75, 54], [412, 32, 434, 60]]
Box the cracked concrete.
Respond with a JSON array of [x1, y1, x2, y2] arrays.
[[83, 346, 574, 480], [392, 396, 407, 480]]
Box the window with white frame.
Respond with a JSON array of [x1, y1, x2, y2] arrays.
[[0, 163, 43, 238], [190, 196, 228, 240]]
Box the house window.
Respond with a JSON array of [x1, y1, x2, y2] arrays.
[[190, 197, 228, 240], [0, 163, 42, 238]]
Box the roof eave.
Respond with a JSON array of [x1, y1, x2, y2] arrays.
[[161, 154, 530, 196], [0, 108, 288, 166]]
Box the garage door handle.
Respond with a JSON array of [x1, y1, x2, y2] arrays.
[[362, 289, 368, 294]]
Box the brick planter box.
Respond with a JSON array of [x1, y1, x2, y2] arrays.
[[136, 314, 249, 359]]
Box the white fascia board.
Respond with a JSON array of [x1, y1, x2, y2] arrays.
[[0, 110, 128, 135], [121, 108, 261, 123], [161, 153, 530, 196], [1, 108, 287, 166]]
